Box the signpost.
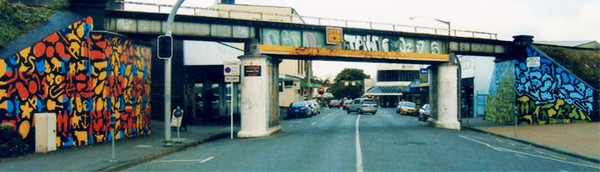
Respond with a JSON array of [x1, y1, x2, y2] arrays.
[[224, 61, 240, 139], [171, 106, 184, 143]]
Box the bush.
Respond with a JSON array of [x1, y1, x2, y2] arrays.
[[0, 123, 32, 158], [0, 0, 56, 48]]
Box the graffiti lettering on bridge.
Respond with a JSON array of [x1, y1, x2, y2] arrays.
[[343, 35, 443, 54]]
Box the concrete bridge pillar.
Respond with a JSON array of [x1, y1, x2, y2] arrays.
[[237, 53, 282, 138], [429, 62, 461, 130]]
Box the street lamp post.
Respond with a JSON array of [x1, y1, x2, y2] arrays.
[[409, 16, 461, 122]]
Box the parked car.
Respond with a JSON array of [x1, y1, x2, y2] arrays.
[[305, 100, 320, 115], [346, 98, 378, 115], [342, 99, 353, 110], [418, 104, 431, 121], [328, 100, 340, 108], [396, 101, 417, 115], [287, 101, 312, 118]]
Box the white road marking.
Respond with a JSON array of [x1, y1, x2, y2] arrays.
[[311, 122, 317, 125], [459, 135, 598, 169], [321, 117, 326, 120], [199, 156, 214, 163], [355, 114, 364, 172], [153, 156, 214, 164]]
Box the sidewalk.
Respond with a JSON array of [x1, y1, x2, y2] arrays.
[[0, 120, 237, 171], [461, 117, 600, 163]]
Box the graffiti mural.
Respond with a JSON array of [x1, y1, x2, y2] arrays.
[[514, 47, 595, 124], [259, 28, 443, 54], [343, 34, 443, 54], [485, 61, 516, 123], [0, 16, 152, 148]]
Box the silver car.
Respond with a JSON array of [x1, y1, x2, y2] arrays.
[[346, 98, 378, 115], [418, 104, 431, 121], [304, 100, 320, 115]]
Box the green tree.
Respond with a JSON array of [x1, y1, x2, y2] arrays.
[[328, 68, 370, 99], [311, 76, 332, 87]]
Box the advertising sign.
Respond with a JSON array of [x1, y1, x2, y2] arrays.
[[244, 65, 262, 77]]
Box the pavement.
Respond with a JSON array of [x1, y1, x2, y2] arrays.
[[461, 117, 600, 163], [0, 120, 238, 171], [0, 116, 598, 171]]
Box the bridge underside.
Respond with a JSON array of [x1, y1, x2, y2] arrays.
[[236, 45, 462, 137], [102, 10, 515, 137]]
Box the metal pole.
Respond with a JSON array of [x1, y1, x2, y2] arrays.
[[230, 82, 234, 139], [109, 114, 117, 163], [176, 124, 180, 143], [164, 0, 185, 147]]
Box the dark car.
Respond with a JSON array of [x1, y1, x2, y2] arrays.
[[287, 101, 312, 118], [418, 104, 431, 121], [396, 101, 417, 115]]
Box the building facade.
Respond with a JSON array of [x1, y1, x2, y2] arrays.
[[366, 64, 428, 107], [177, 3, 313, 123]]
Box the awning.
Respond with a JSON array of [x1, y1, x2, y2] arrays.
[[365, 86, 404, 96], [408, 79, 429, 93], [279, 74, 302, 81], [300, 82, 322, 88]]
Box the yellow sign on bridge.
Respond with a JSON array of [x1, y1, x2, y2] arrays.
[[259, 45, 449, 62]]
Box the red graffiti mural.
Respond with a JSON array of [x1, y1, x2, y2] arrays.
[[0, 16, 151, 148]]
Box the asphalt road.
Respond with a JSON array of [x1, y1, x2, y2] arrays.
[[125, 108, 598, 171]]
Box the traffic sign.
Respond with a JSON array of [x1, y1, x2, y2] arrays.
[[224, 61, 240, 76], [326, 27, 343, 45], [225, 76, 239, 83], [527, 56, 540, 68]]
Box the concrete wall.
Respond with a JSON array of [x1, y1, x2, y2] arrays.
[[486, 46, 596, 124], [0, 16, 152, 148]]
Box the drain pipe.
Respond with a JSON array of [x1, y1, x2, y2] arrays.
[[451, 53, 462, 123]]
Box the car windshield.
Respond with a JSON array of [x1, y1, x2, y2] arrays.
[[291, 102, 305, 107], [404, 102, 416, 107], [362, 100, 376, 104]]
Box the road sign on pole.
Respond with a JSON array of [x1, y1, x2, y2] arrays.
[[225, 76, 240, 83], [224, 61, 241, 76], [223, 61, 240, 139]]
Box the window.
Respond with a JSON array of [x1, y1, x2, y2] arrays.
[[377, 70, 420, 82]]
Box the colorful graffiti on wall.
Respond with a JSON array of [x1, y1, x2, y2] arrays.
[[259, 28, 444, 54], [486, 46, 595, 125], [343, 35, 443, 54], [0, 16, 152, 148], [514, 47, 594, 124], [485, 61, 516, 123]]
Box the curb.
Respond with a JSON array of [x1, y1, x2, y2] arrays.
[[462, 126, 600, 164], [96, 132, 231, 172]]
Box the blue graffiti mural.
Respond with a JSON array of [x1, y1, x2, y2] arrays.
[[515, 47, 595, 115]]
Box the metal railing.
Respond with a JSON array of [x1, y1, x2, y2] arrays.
[[114, 1, 498, 39]]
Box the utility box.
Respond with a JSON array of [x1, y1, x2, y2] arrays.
[[35, 113, 57, 153]]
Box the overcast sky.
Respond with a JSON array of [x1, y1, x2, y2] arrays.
[[128, 0, 600, 79]]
